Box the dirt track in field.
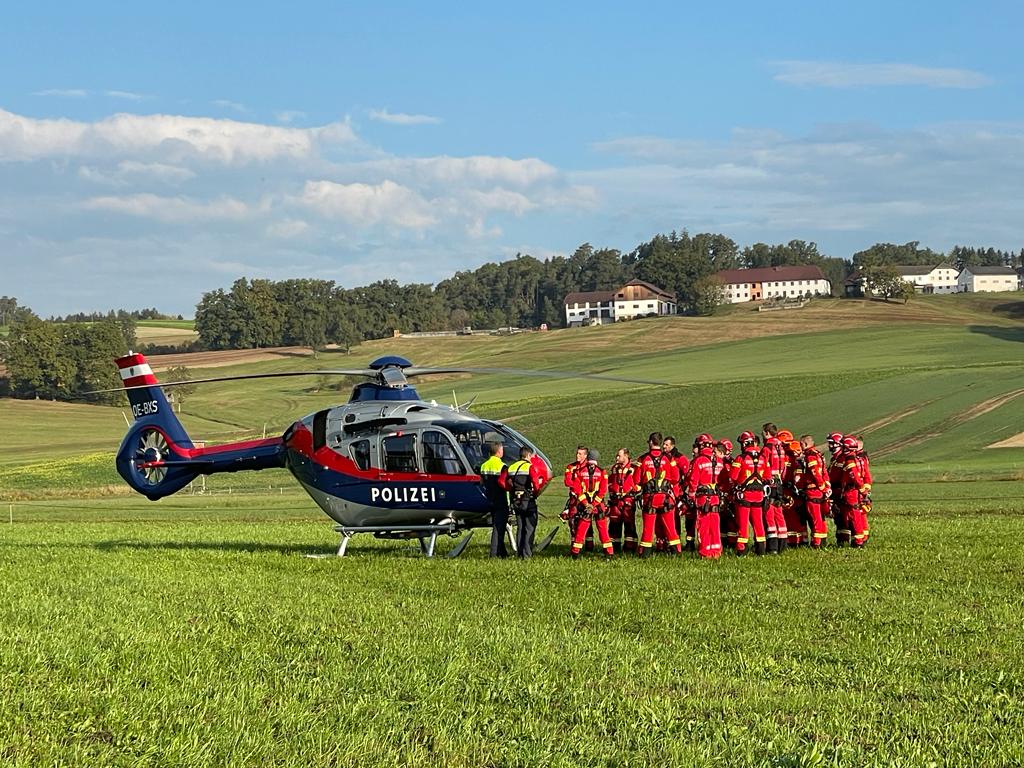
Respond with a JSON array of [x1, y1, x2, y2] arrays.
[[147, 346, 318, 371], [987, 432, 1024, 449], [874, 388, 1024, 459]]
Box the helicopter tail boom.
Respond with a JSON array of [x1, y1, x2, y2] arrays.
[[114, 353, 285, 500]]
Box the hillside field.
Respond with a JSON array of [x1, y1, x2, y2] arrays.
[[2, 294, 1024, 766]]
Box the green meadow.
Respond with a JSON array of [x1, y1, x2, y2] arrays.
[[2, 294, 1024, 766]]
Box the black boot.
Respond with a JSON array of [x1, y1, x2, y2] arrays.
[[755, 541, 767, 556], [766, 538, 779, 555], [777, 538, 788, 554]]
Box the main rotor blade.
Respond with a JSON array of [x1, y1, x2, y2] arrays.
[[84, 368, 376, 395], [404, 366, 673, 387]]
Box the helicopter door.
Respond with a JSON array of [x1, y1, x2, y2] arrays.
[[381, 433, 419, 475], [420, 430, 467, 476]]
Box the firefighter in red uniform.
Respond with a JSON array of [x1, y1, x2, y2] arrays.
[[838, 436, 870, 548], [607, 448, 638, 553], [716, 439, 737, 549], [634, 432, 682, 556], [661, 437, 688, 551], [799, 434, 830, 548], [826, 432, 849, 545], [781, 436, 806, 546], [569, 450, 614, 558], [562, 445, 593, 551], [686, 434, 723, 559], [729, 431, 769, 556], [760, 423, 789, 554], [853, 436, 872, 546]]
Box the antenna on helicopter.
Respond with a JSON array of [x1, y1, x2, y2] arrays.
[[452, 389, 459, 410]]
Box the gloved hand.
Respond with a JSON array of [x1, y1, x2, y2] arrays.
[[824, 488, 832, 499], [560, 509, 570, 521]]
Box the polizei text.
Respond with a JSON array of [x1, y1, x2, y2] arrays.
[[370, 486, 438, 504]]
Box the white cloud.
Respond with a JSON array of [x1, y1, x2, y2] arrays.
[[213, 99, 249, 113], [369, 108, 442, 125], [32, 88, 89, 98], [106, 90, 145, 101], [275, 110, 306, 124], [80, 193, 250, 222], [297, 179, 437, 229], [266, 218, 310, 238], [772, 61, 992, 89], [78, 160, 197, 185], [586, 122, 1024, 242], [0, 108, 357, 164]]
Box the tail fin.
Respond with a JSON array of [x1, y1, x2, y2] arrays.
[[114, 352, 284, 500], [116, 352, 193, 447]]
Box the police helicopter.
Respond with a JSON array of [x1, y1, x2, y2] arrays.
[[108, 351, 662, 557]]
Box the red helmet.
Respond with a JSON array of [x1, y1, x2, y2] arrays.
[[718, 439, 733, 453], [694, 433, 713, 448], [841, 436, 859, 452], [777, 429, 794, 442], [827, 432, 844, 445], [738, 431, 756, 447]]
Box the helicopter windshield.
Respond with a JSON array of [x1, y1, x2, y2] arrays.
[[484, 420, 550, 472], [440, 421, 516, 473]]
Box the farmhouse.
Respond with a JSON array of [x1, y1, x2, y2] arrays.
[[844, 263, 959, 297], [714, 265, 831, 304], [957, 266, 1021, 293], [564, 279, 676, 326]]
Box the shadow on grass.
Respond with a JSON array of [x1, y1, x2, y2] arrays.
[[968, 324, 1024, 343]]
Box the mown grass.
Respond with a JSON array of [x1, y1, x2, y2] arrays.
[[1, 496, 1023, 767]]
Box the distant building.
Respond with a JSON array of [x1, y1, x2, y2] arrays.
[[564, 279, 676, 327], [714, 265, 831, 304], [844, 263, 959, 297], [957, 266, 1021, 293]]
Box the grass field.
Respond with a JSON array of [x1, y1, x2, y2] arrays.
[[3, 294, 1024, 765]]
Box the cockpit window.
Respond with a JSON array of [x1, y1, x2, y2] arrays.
[[441, 420, 521, 473], [421, 430, 466, 475], [350, 439, 371, 471], [383, 434, 418, 473]]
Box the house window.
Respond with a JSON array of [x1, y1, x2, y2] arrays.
[[647, 303, 654, 308]]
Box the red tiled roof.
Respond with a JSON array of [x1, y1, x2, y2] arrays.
[[714, 265, 827, 284]]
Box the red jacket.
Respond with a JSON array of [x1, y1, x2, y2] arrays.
[[760, 437, 787, 481], [729, 448, 768, 502], [802, 448, 830, 498], [839, 451, 868, 498], [572, 463, 609, 509], [607, 462, 636, 500], [686, 449, 722, 499], [633, 448, 680, 508]]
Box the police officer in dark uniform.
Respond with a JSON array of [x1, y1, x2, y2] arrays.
[[480, 442, 510, 557], [501, 446, 545, 558]]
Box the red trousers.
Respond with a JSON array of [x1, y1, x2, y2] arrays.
[[734, 497, 766, 553], [805, 495, 828, 548], [640, 504, 681, 552], [765, 501, 788, 546], [784, 502, 806, 545], [837, 491, 859, 545], [695, 495, 722, 559], [572, 515, 614, 555]]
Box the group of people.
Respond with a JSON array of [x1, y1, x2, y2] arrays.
[[562, 424, 872, 559], [481, 423, 873, 559]]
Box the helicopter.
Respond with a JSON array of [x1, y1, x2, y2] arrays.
[[110, 351, 664, 557]]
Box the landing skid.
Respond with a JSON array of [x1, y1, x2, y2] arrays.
[[328, 520, 474, 558]]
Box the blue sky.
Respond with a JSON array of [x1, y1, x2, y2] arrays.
[[2, 1, 1022, 315]]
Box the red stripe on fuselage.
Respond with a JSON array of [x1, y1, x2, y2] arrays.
[[133, 427, 281, 459], [122, 374, 159, 387], [286, 423, 482, 484]]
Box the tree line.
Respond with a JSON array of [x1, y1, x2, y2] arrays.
[[2, 236, 1022, 402], [1, 316, 136, 404]]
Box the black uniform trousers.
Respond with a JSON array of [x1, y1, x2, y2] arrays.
[[490, 501, 510, 558], [515, 501, 538, 559]]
